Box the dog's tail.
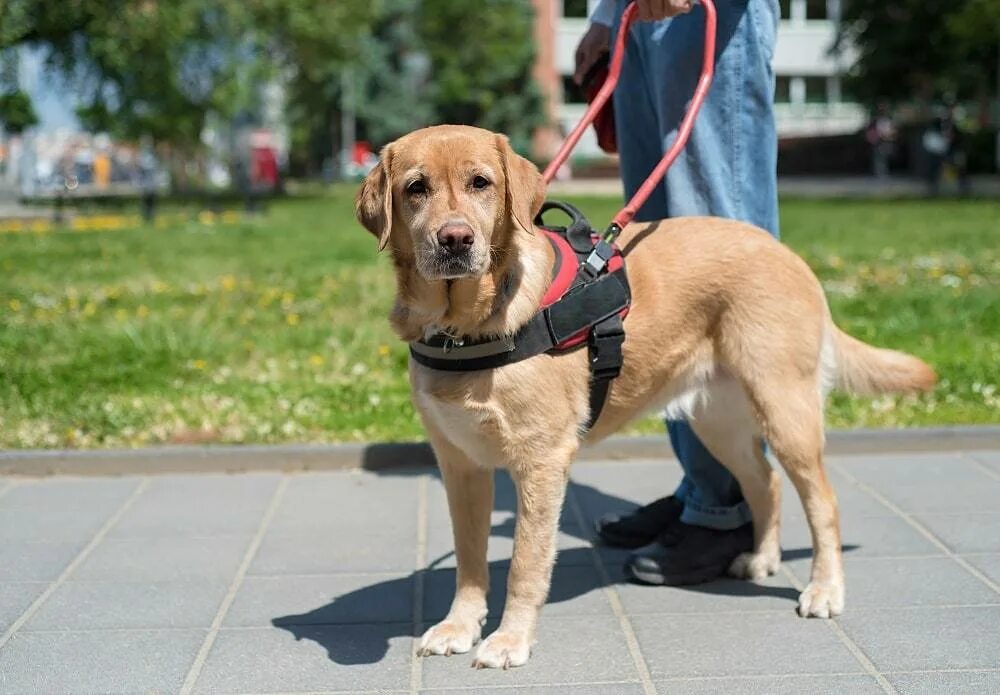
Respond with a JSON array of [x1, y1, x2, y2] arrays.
[[832, 326, 937, 395]]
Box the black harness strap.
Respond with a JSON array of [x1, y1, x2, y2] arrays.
[[586, 313, 625, 430], [409, 268, 629, 373]]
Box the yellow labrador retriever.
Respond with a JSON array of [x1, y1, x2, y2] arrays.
[[355, 124, 935, 669]]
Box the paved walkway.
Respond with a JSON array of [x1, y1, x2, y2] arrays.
[[2, 449, 999, 694]]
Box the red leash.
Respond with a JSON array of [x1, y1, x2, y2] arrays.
[[541, 0, 717, 239]]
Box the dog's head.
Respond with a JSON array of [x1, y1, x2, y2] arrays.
[[355, 125, 545, 281]]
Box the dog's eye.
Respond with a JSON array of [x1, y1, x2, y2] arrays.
[[406, 180, 427, 196], [471, 175, 490, 190]]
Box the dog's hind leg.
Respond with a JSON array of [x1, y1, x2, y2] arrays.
[[755, 381, 844, 618], [686, 379, 782, 581], [418, 433, 493, 657], [473, 437, 577, 669]]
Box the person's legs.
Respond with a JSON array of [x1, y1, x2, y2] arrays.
[[592, 4, 688, 551], [612, 8, 670, 223], [603, 0, 781, 583], [649, 0, 779, 531]]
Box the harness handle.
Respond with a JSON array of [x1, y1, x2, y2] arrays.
[[541, 0, 718, 241]]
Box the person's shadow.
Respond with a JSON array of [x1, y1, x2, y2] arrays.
[[272, 469, 858, 666]]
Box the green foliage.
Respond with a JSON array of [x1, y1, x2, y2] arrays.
[[0, 0, 545, 165], [352, 0, 435, 146], [0, 0, 376, 148], [290, 0, 545, 169], [0, 89, 38, 133], [839, 0, 1000, 105], [416, 0, 544, 153], [257, 0, 383, 173]]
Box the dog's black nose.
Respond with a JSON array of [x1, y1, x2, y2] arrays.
[[437, 224, 474, 255]]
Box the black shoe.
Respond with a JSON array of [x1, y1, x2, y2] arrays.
[[594, 496, 684, 549], [625, 521, 754, 586]]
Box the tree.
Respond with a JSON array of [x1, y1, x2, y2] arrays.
[[0, 0, 377, 150], [416, 0, 544, 154], [838, 0, 1000, 108], [353, 0, 434, 147], [0, 89, 38, 133]]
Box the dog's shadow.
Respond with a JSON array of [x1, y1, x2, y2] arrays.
[[271, 475, 859, 667]]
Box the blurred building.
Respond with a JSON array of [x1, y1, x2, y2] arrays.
[[532, 0, 864, 159]]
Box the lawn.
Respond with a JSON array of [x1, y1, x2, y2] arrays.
[[1, 192, 997, 449]]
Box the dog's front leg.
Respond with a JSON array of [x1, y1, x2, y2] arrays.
[[419, 436, 493, 657], [473, 444, 575, 669]]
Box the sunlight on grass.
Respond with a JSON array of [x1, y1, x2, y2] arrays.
[[1, 193, 997, 448]]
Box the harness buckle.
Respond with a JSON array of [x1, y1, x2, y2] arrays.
[[588, 314, 625, 380], [442, 336, 464, 353], [580, 239, 616, 280]]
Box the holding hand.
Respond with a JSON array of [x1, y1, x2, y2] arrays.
[[636, 0, 694, 20], [573, 23, 611, 86]]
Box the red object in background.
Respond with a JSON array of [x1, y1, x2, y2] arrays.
[[582, 55, 617, 154], [252, 147, 278, 187], [352, 141, 374, 166]]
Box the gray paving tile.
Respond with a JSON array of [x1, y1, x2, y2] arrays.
[[427, 469, 577, 528], [838, 606, 1000, 671], [227, 573, 413, 627], [969, 450, 1000, 474], [0, 540, 84, 581], [785, 556, 999, 607], [781, 513, 942, 558], [194, 624, 412, 693], [139, 471, 280, 502], [74, 536, 250, 581], [0, 504, 117, 542], [569, 460, 682, 526], [421, 615, 639, 688], [0, 629, 205, 694], [834, 453, 1000, 513], [0, 583, 46, 633], [964, 553, 1000, 584], [24, 579, 228, 630], [269, 471, 418, 536], [0, 477, 141, 508], [424, 563, 611, 622], [631, 613, 861, 678], [656, 675, 883, 694], [915, 513, 1000, 554], [780, 468, 893, 518], [425, 520, 593, 568], [109, 473, 278, 538], [610, 565, 801, 615], [250, 528, 417, 574], [422, 685, 644, 694], [887, 670, 1000, 695]]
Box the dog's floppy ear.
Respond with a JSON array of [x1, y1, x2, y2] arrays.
[[355, 145, 394, 251], [496, 135, 545, 235]]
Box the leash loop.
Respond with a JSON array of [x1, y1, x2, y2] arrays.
[[541, 0, 718, 242]]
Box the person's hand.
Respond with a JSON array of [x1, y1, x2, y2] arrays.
[[573, 22, 611, 86], [636, 0, 694, 21]]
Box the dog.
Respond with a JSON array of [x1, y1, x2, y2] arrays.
[[355, 124, 936, 669]]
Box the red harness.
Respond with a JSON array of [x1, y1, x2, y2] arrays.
[[541, 229, 628, 351]]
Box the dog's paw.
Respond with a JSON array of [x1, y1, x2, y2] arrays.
[[418, 620, 481, 657], [728, 550, 780, 581], [471, 630, 533, 669], [797, 581, 844, 618]]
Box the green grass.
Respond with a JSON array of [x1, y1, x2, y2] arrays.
[[1, 193, 997, 448]]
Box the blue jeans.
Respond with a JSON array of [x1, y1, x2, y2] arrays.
[[611, 0, 780, 530]]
